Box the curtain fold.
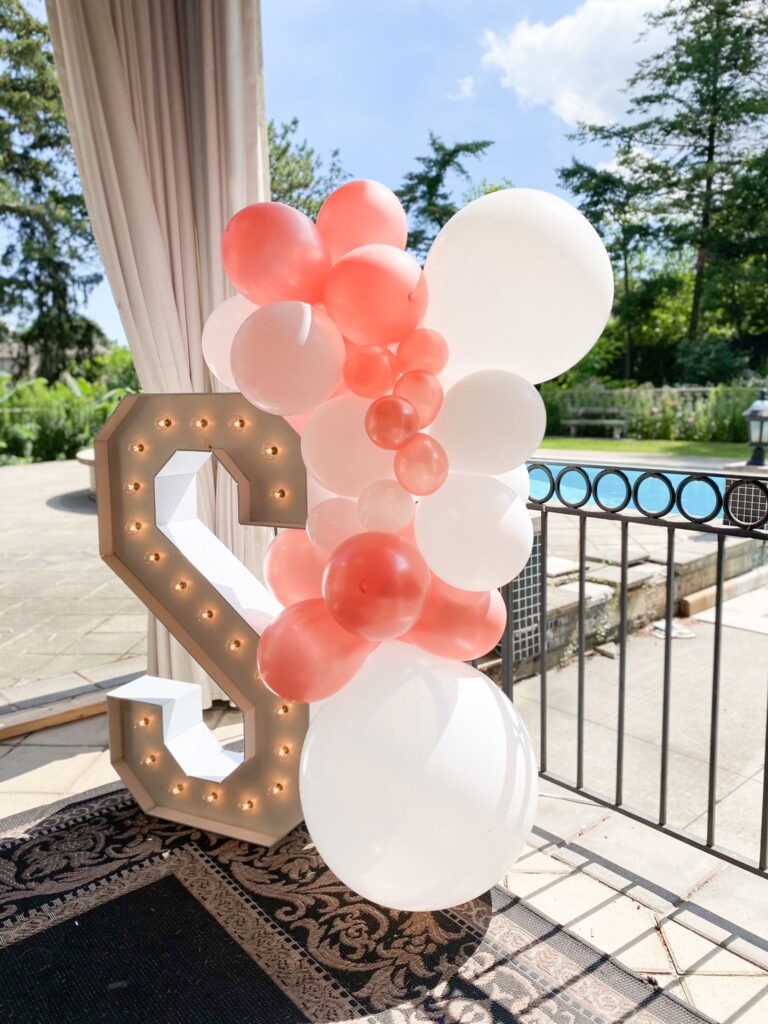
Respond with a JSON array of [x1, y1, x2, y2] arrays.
[[47, 0, 272, 706]]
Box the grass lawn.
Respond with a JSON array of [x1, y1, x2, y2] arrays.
[[539, 436, 747, 459]]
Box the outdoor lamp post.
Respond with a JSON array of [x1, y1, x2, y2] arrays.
[[743, 389, 768, 467]]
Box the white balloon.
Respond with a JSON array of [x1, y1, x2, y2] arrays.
[[357, 479, 414, 532], [497, 463, 531, 504], [301, 395, 394, 497], [424, 188, 614, 384], [306, 497, 361, 551], [431, 370, 546, 475], [415, 472, 533, 590], [300, 641, 538, 911], [202, 294, 257, 389]]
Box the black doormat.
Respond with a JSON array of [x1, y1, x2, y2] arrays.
[[0, 788, 709, 1023]]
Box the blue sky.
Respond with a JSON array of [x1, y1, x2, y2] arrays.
[[84, 0, 663, 346]]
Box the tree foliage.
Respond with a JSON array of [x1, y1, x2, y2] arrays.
[[268, 117, 347, 219]]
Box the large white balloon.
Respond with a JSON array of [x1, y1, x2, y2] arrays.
[[301, 395, 394, 497], [424, 189, 613, 384], [202, 294, 257, 389], [497, 463, 531, 504], [300, 642, 538, 911], [415, 472, 533, 591], [431, 370, 546, 475]]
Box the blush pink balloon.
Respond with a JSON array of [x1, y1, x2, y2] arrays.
[[306, 497, 361, 552], [222, 202, 330, 305], [343, 344, 397, 398], [395, 328, 449, 376], [263, 530, 328, 607], [316, 180, 408, 262], [403, 576, 507, 661], [393, 371, 443, 427], [365, 395, 420, 450], [395, 434, 448, 496], [231, 302, 344, 416], [202, 294, 257, 389], [323, 244, 428, 347], [357, 479, 414, 533], [257, 599, 377, 703], [322, 532, 430, 641]]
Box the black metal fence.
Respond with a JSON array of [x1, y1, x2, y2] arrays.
[[499, 459, 768, 877]]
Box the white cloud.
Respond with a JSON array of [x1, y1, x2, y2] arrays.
[[448, 74, 477, 101], [481, 0, 666, 126]]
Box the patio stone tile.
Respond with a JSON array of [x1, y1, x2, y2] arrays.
[[17, 715, 110, 748], [0, 744, 102, 794], [529, 777, 611, 850], [511, 843, 572, 874], [0, 791, 67, 820], [91, 614, 148, 634], [682, 974, 768, 1023], [684, 777, 764, 865], [0, 675, 98, 707], [61, 633, 138, 657], [212, 709, 245, 745], [661, 919, 765, 976], [68, 749, 119, 792], [79, 656, 147, 683]]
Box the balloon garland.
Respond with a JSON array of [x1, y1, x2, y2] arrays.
[[203, 179, 613, 911]]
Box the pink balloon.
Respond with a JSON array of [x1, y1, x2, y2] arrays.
[[263, 530, 328, 606], [393, 371, 443, 427], [357, 479, 414, 533], [307, 497, 361, 552], [343, 344, 396, 398], [257, 599, 376, 703], [365, 395, 420, 450], [403, 576, 507, 661], [231, 302, 344, 415], [323, 244, 428, 347], [323, 532, 430, 640], [317, 180, 408, 262], [395, 328, 449, 376], [395, 434, 448, 495], [222, 202, 330, 305], [202, 294, 257, 389]]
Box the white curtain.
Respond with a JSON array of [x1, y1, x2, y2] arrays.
[[47, 0, 272, 706]]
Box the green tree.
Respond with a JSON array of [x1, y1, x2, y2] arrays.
[[268, 117, 347, 219], [0, 0, 102, 381], [397, 132, 493, 257]]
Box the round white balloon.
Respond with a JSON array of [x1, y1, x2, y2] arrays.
[[301, 395, 394, 497], [431, 370, 546, 475], [497, 463, 531, 504], [202, 294, 257, 389], [424, 188, 614, 384], [415, 472, 533, 590], [300, 641, 538, 911]]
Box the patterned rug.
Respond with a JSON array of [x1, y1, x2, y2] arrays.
[[0, 787, 709, 1023]]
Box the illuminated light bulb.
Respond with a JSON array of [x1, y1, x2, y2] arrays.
[[227, 638, 242, 652], [145, 551, 161, 564], [198, 608, 214, 621], [170, 783, 185, 795], [239, 799, 255, 813], [203, 791, 219, 803], [192, 417, 209, 429], [125, 521, 143, 533], [135, 716, 150, 729], [262, 444, 279, 459], [124, 481, 141, 493], [231, 417, 246, 430], [156, 417, 172, 429], [275, 704, 290, 718], [268, 782, 284, 797], [171, 580, 188, 593], [270, 487, 287, 502], [129, 442, 146, 454], [140, 754, 157, 766], [277, 745, 290, 760]]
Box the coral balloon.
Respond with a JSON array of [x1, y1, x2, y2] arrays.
[[317, 180, 408, 262], [393, 371, 443, 427], [257, 599, 376, 703], [365, 395, 419, 450], [357, 479, 414, 533], [395, 328, 449, 376], [222, 202, 330, 305], [202, 294, 257, 389], [323, 244, 428, 346], [302, 395, 394, 497], [394, 434, 448, 496], [263, 530, 327, 607], [306, 498, 361, 552], [343, 344, 396, 398], [231, 302, 344, 416], [403, 576, 507, 661], [322, 532, 430, 641]]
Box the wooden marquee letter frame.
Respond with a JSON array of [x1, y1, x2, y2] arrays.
[[95, 394, 308, 846]]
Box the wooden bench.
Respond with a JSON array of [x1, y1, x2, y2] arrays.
[[561, 407, 627, 440]]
